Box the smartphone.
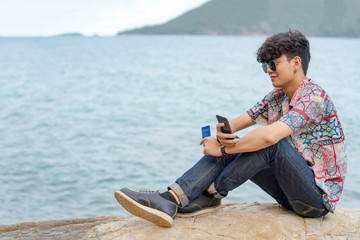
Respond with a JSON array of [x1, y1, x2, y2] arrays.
[[216, 115, 233, 134]]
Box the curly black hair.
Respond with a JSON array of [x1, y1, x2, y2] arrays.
[[257, 30, 310, 75]]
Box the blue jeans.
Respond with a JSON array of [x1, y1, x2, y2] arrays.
[[169, 138, 328, 218]]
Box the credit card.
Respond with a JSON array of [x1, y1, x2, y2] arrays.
[[201, 125, 211, 138]]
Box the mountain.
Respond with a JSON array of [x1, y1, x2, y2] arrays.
[[118, 0, 360, 37], [54, 33, 84, 37]]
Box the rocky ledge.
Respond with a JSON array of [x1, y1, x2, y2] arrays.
[[0, 202, 359, 240]]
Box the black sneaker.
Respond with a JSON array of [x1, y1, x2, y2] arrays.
[[114, 188, 178, 227], [177, 194, 221, 217]]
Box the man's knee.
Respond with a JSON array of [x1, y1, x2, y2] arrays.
[[200, 155, 227, 167]]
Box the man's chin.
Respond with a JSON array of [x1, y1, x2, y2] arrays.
[[271, 82, 278, 87]]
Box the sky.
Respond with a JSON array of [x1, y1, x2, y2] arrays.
[[0, 0, 210, 36]]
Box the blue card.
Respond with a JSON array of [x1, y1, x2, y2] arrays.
[[201, 125, 211, 138]]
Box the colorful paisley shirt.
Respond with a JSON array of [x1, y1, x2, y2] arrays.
[[247, 77, 347, 213]]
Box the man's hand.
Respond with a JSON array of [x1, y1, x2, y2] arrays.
[[200, 137, 222, 157], [216, 123, 239, 147]]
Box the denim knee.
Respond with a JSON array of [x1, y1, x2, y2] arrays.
[[206, 155, 228, 167]]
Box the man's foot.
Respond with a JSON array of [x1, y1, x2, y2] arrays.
[[114, 188, 178, 227], [177, 194, 221, 217]]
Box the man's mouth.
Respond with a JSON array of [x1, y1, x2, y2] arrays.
[[270, 75, 277, 80]]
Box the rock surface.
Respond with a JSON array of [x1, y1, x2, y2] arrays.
[[1, 202, 359, 240]]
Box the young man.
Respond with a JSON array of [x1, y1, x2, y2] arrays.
[[114, 30, 347, 228]]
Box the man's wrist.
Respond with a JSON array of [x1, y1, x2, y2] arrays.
[[220, 145, 228, 156]]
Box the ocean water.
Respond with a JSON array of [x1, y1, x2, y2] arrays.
[[0, 36, 359, 225]]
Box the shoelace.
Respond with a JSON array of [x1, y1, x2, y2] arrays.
[[139, 190, 159, 193]]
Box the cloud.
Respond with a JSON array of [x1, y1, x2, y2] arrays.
[[0, 0, 209, 36]]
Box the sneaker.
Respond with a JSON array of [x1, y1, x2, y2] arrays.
[[177, 194, 222, 217], [114, 188, 178, 227]]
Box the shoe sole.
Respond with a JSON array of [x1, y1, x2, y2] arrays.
[[114, 190, 173, 228], [176, 205, 222, 218]]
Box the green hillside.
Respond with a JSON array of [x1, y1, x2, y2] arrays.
[[118, 0, 360, 37]]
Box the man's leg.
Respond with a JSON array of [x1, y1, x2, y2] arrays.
[[115, 153, 240, 227], [250, 166, 293, 211], [169, 153, 240, 206], [211, 138, 328, 217]]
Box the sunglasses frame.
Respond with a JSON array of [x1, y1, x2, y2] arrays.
[[262, 57, 294, 73]]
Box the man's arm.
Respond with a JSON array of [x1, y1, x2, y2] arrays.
[[203, 118, 293, 157], [230, 112, 256, 132], [225, 121, 293, 153]]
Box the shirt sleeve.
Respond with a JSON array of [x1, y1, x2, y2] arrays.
[[247, 88, 284, 126], [247, 98, 268, 126], [279, 95, 324, 135]]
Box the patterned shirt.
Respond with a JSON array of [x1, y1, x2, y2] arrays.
[[247, 77, 347, 213]]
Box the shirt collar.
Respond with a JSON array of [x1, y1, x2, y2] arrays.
[[288, 77, 311, 107]]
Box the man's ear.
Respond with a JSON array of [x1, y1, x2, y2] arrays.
[[292, 56, 302, 74]]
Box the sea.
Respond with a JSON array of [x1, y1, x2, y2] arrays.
[[0, 35, 359, 225]]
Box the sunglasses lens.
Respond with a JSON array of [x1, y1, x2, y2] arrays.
[[262, 60, 277, 73], [269, 60, 276, 71], [262, 63, 268, 73]]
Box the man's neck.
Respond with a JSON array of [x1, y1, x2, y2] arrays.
[[283, 73, 305, 99]]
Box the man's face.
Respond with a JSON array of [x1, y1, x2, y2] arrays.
[[266, 54, 295, 89]]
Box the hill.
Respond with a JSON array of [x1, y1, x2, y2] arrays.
[[118, 0, 360, 37], [54, 33, 84, 37]]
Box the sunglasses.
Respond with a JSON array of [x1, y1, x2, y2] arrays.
[[262, 57, 293, 73]]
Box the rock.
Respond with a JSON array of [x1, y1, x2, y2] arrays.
[[0, 202, 359, 240]]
